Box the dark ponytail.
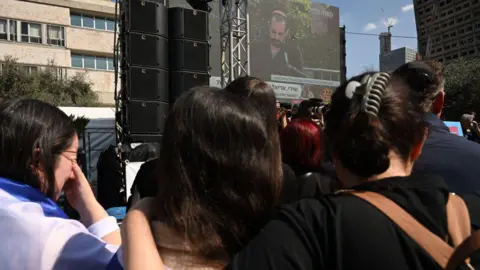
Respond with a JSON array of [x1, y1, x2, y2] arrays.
[[325, 72, 426, 179], [336, 113, 390, 177]]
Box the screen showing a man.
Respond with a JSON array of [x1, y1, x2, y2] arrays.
[[169, 0, 341, 103], [250, 10, 304, 81]]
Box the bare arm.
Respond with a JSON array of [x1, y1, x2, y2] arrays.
[[122, 198, 165, 270]]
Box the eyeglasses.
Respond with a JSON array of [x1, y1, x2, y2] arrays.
[[60, 151, 78, 164]]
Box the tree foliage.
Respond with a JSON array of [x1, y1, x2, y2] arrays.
[[443, 57, 480, 121], [0, 56, 98, 106], [250, 0, 311, 40]]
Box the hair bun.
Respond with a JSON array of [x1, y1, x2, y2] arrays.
[[337, 115, 390, 177]]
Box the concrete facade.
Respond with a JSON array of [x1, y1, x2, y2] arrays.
[[0, 0, 117, 104], [413, 0, 480, 63], [380, 47, 418, 72]]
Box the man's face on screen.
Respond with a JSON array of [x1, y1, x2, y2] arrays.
[[270, 19, 287, 48]]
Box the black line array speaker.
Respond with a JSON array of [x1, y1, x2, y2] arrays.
[[121, 0, 169, 143], [168, 7, 210, 103]]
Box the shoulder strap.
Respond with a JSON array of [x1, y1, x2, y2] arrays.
[[446, 231, 480, 270], [350, 191, 454, 268], [446, 193, 472, 247]]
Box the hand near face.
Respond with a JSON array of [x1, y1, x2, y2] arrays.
[[63, 163, 97, 221]]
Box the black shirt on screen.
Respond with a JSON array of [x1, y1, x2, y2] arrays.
[[250, 41, 304, 81], [226, 174, 480, 270]]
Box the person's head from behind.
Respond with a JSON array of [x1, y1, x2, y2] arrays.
[[295, 98, 324, 121], [156, 87, 281, 261], [0, 99, 77, 200], [270, 10, 289, 48], [225, 76, 282, 183], [325, 72, 427, 188], [224, 76, 277, 131], [394, 60, 445, 118], [280, 119, 324, 173]]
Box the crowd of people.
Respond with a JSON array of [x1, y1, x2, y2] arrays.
[[1, 60, 480, 270]]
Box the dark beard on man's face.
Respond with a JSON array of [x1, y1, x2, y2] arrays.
[[270, 38, 282, 48]]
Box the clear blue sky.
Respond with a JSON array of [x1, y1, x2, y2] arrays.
[[316, 0, 418, 77]]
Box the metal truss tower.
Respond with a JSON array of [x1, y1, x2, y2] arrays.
[[219, 0, 250, 87]]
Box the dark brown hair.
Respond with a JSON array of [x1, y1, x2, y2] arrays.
[[225, 76, 283, 197], [0, 99, 76, 198], [155, 87, 281, 264], [324, 72, 426, 177], [394, 60, 445, 112]]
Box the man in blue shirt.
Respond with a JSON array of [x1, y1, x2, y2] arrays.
[[394, 61, 480, 195]]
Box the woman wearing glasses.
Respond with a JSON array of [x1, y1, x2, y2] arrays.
[[0, 99, 121, 269]]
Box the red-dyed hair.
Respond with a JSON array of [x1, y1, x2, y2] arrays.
[[280, 119, 324, 173]]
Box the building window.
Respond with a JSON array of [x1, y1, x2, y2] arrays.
[[9, 20, 17, 41], [47, 25, 65, 46], [21, 22, 41, 44], [70, 12, 116, 31], [83, 55, 95, 69], [82, 15, 94, 28], [20, 65, 39, 75], [71, 54, 115, 71], [0, 19, 6, 40], [96, 57, 107, 69], [107, 58, 114, 70], [71, 54, 83, 68], [95, 17, 106, 30], [0, 19, 17, 41], [71, 13, 82, 27]]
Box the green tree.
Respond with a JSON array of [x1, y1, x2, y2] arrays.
[[443, 57, 480, 121], [250, 0, 311, 41], [0, 56, 98, 106]]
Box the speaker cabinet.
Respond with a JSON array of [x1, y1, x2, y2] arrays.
[[127, 66, 169, 102], [120, 0, 170, 144], [127, 101, 169, 134], [169, 39, 209, 72], [168, 7, 208, 41], [128, 33, 168, 69], [127, 0, 168, 37], [170, 71, 209, 101]]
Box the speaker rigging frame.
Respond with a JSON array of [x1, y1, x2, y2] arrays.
[[219, 0, 250, 87]]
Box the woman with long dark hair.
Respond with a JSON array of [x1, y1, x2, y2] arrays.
[[123, 72, 480, 269], [0, 99, 121, 269], [125, 86, 282, 269], [225, 76, 300, 204]]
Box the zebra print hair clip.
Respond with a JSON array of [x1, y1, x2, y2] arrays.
[[344, 72, 391, 117]]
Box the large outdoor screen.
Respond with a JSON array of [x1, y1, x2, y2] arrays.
[[170, 0, 341, 103]]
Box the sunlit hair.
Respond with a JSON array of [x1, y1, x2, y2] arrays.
[[156, 87, 281, 264], [225, 76, 283, 197]]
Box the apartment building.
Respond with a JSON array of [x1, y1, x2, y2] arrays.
[[413, 0, 480, 63], [0, 0, 118, 104]]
